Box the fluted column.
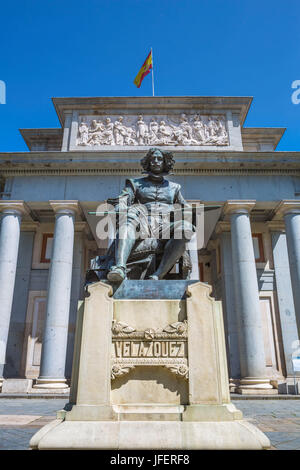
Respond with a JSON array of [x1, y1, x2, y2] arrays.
[[34, 201, 79, 390], [224, 201, 274, 393], [0, 201, 29, 388], [275, 201, 300, 337]]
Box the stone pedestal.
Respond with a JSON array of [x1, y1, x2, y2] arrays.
[[30, 281, 270, 450]]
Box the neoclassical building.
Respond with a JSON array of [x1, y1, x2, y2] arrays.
[[0, 96, 299, 394]]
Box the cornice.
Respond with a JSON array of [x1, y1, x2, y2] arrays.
[[1, 168, 300, 177], [21, 221, 40, 231], [222, 200, 256, 218], [273, 200, 300, 220], [0, 200, 30, 215], [1, 150, 300, 176], [266, 221, 286, 232], [51, 96, 253, 127], [241, 127, 286, 149], [50, 200, 81, 216]]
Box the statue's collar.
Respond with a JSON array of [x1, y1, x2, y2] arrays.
[[146, 173, 166, 183]]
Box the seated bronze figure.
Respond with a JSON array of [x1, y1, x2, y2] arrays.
[[88, 148, 195, 282]]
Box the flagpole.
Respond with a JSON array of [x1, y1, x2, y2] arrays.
[[151, 47, 155, 97]]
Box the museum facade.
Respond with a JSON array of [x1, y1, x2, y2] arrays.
[[0, 96, 299, 394]]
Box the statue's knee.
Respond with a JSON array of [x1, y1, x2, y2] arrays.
[[172, 221, 194, 241]]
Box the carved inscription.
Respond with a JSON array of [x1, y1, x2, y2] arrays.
[[114, 340, 186, 358], [111, 321, 189, 380]]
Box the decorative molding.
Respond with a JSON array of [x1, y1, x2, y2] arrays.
[[111, 363, 135, 380], [0, 200, 30, 216], [111, 358, 189, 381], [21, 221, 40, 232], [111, 320, 188, 339], [266, 221, 286, 232], [164, 363, 189, 380], [112, 321, 136, 335], [2, 168, 300, 177], [77, 113, 228, 148], [52, 96, 252, 127], [49, 200, 80, 215], [222, 200, 256, 218], [273, 200, 300, 220]]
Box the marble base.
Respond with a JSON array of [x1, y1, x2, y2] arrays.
[[30, 416, 270, 450], [237, 378, 278, 395], [33, 378, 69, 390], [229, 378, 239, 393]]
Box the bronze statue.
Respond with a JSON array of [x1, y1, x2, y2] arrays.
[[89, 148, 195, 282]]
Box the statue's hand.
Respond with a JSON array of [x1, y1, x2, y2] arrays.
[[107, 197, 120, 206], [107, 193, 129, 207]]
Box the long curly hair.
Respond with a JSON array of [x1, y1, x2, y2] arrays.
[[140, 148, 175, 174]]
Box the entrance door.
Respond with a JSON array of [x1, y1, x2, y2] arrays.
[[259, 295, 281, 375], [22, 292, 46, 378]]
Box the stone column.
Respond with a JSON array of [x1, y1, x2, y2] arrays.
[[267, 221, 299, 377], [0, 201, 28, 388], [34, 201, 79, 390], [223, 201, 274, 393], [275, 201, 300, 337], [215, 222, 241, 391]]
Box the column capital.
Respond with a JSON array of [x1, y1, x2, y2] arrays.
[[49, 200, 80, 216], [222, 200, 256, 219], [215, 221, 231, 234], [0, 200, 29, 216], [273, 200, 300, 220]]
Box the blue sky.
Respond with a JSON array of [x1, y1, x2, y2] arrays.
[[0, 0, 299, 151]]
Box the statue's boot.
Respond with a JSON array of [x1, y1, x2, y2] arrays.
[[107, 229, 136, 282], [107, 265, 126, 282]]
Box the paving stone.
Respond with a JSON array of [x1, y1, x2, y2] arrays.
[[0, 398, 299, 449], [0, 415, 42, 425]]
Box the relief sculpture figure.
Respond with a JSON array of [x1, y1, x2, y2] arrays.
[[77, 114, 228, 147]]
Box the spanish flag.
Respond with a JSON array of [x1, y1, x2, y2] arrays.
[[133, 50, 153, 88]]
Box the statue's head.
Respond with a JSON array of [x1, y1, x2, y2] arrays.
[[141, 148, 175, 175]]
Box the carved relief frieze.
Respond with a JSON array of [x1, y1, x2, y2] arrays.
[[111, 358, 189, 381], [77, 113, 228, 147]]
